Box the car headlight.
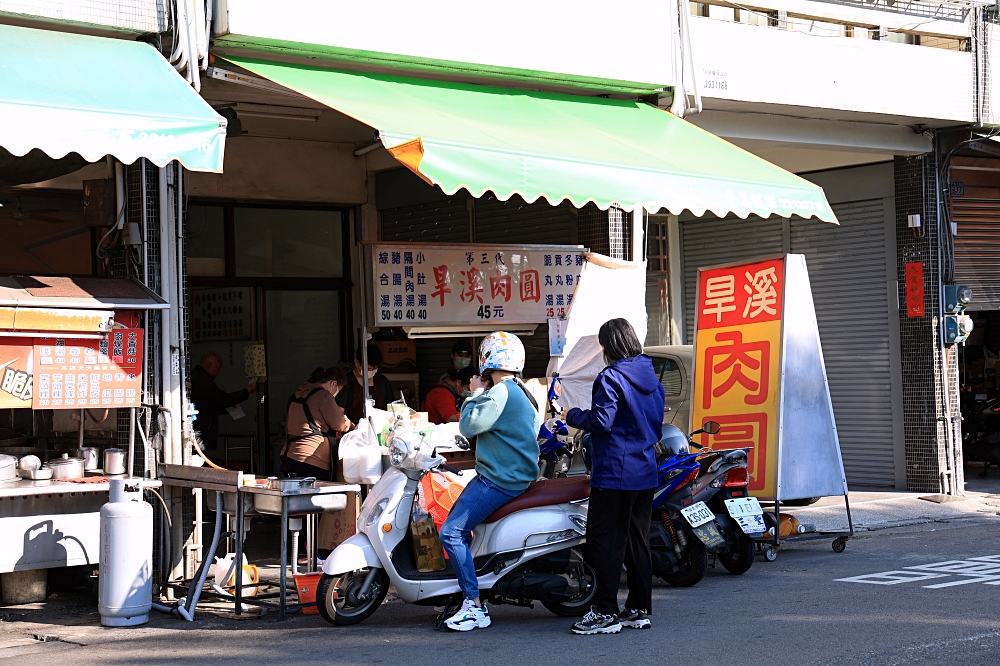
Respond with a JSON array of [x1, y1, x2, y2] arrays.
[[388, 437, 409, 467]]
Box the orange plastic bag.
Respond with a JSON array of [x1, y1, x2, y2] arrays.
[[419, 471, 472, 533]]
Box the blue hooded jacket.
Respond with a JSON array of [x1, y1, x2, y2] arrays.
[[566, 355, 665, 491]]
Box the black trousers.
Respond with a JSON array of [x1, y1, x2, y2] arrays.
[[585, 487, 653, 616]]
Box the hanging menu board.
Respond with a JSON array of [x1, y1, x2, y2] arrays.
[[33, 329, 144, 409], [371, 243, 586, 327]]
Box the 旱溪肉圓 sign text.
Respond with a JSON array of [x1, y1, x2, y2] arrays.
[[371, 244, 586, 326]]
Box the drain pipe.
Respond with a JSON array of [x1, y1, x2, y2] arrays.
[[152, 490, 224, 620]]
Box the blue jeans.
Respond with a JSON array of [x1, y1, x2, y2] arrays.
[[439, 474, 522, 600]]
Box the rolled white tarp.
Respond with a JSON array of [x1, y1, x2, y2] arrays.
[[546, 253, 648, 411]]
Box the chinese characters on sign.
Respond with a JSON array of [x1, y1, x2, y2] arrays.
[[905, 262, 925, 318], [0, 338, 34, 408], [192, 288, 252, 341], [692, 258, 784, 496], [33, 330, 144, 409], [372, 245, 586, 326]]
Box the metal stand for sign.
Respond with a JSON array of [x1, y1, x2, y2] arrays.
[[754, 494, 854, 561]]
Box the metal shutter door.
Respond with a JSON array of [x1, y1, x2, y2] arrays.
[[380, 196, 470, 243], [474, 194, 575, 245], [791, 199, 896, 488], [681, 216, 784, 342], [951, 198, 1000, 311]]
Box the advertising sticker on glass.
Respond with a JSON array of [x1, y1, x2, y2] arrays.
[[371, 244, 586, 326]]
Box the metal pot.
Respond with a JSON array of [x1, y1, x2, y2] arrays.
[[104, 448, 125, 475], [268, 476, 317, 491], [0, 454, 15, 481], [73, 447, 100, 471], [17, 468, 53, 480], [45, 453, 85, 479]]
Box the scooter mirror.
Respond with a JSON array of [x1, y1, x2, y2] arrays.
[[703, 421, 722, 435]]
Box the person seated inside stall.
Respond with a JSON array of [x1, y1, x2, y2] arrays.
[[338, 343, 394, 424], [439, 339, 475, 381], [423, 366, 476, 424]]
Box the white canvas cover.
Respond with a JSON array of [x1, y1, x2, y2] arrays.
[[545, 253, 648, 411]]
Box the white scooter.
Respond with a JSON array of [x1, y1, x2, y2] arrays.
[[317, 425, 594, 626]]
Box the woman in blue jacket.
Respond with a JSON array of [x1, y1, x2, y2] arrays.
[[565, 318, 664, 635]]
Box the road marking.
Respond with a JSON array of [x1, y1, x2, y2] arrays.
[[837, 555, 1000, 588]]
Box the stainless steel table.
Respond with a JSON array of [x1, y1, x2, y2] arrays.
[[158, 465, 359, 620]]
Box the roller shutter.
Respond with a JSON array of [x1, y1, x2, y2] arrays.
[[681, 215, 784, 343], [951, 197, 1000, 311], [790, 200, 897, 488], [681, 203, 899, 488]]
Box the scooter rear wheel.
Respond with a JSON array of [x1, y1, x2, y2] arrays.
[[541, 562, 598, 617], [718, 533, 755, 575], [660, 537, 708, 587], [317, 568, 390, 626]]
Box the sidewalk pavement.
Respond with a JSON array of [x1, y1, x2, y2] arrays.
[[778, 467, 1000, 533]]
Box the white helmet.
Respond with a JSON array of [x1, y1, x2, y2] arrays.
[[479, 331, 525, 374]]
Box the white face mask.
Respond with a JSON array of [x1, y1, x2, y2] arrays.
[[366, 368, 377, 379], [454, 356, 472, 370]]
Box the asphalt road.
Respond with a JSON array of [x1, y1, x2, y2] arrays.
[[5, 518, 1000, 666]]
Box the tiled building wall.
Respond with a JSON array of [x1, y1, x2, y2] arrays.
[[893, 154, 957, 493]]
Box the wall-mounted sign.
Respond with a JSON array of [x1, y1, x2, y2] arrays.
[[33, 329, 143, 409], [371, 244, 586, 327], [905, 262, 925, 318], [0, 338, 34, 408], [192, 288, 252, 341]]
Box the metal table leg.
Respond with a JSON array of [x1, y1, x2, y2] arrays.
[[280, 496, 288, 621], [235, 490, 244, 616]]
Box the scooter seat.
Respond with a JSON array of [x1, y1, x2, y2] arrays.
[[484, 476, 591, 523]]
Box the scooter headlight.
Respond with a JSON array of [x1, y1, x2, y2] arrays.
[[388, 437, 410, 468]]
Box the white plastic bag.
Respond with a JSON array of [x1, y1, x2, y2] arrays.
[[340, 419, 383, 484]]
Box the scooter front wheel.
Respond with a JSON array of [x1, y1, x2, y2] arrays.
[[317, 568, 390, 626]]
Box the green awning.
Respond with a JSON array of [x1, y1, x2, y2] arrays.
[[223, 56, 835, 222], [1, 24, 226, 173]]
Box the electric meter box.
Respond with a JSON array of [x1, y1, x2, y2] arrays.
[[945, 314, 974, 345], [944, 284, 972, 314]]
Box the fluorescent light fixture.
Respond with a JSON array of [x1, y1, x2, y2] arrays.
[[404, 325, 538, 339], [231, 102, 322, 122]]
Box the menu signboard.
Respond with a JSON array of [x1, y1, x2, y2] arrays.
[[371, 243, 586, 327], [33, 329, 143, 409]]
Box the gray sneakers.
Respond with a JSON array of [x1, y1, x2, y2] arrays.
[[571, 607, 623, 635], [618, 608, 651, 629]]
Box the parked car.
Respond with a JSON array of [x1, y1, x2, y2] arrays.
[[644, 345, 693, 431]]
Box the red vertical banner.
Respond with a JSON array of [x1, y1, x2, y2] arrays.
[[905, 262, 925, 318]]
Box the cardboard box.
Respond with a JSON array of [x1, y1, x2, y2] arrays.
[[375, 340, 417, 373]]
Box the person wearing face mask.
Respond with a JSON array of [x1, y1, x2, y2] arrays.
[[423, 366, 475, 424], [280, 366, 353, 481], [564, 318, 664, 636], [439, 339, 475, 382], [338, 343, 395, 425]]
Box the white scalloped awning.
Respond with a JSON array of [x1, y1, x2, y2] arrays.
[[0, 24, 226, 173]]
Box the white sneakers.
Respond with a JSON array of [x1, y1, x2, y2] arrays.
[[445, 598, 492, 631]]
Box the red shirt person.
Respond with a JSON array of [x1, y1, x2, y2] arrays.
[[423, 367, 475, 424]]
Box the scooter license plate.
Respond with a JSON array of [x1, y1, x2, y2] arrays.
[[724, 497, 766, 535], [680, 501, 715, 528]]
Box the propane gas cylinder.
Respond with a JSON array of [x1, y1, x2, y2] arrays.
[[99, 478, 152, 627]]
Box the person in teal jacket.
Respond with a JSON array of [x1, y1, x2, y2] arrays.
[[440, 331, 541, 632]]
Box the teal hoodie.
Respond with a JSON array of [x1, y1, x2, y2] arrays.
[[459, 379, 541, 491]]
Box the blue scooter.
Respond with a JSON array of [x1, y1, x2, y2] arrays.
[[646, 422, 725, 587]]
